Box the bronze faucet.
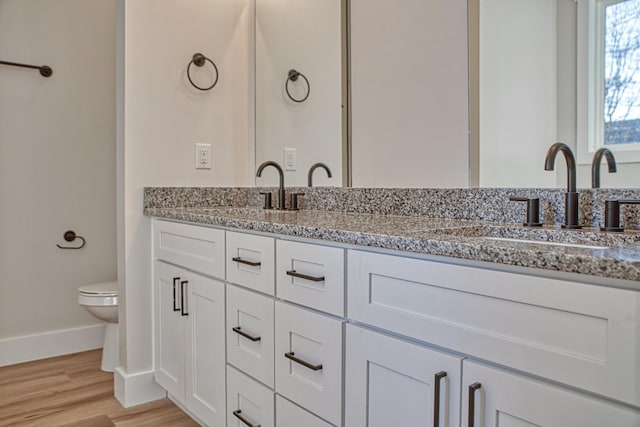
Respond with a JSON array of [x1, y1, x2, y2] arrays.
[[256, 161, 286, 210], [307, 162, 332, 187], [591, 148, 617, 188], [544, 142, 581, 229]]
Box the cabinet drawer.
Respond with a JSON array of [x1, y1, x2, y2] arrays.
[[226, 284, 275, 388], [227, 365, 274, 427], [276, 395, 334, 427], [153, 220, 225, 279], [462, 360, 640, 427], [276, 240, 345, 316], [345, 324, 462, 427], [275, 302, 343, 426], [226, 231, 275, 295], [348, 249, 640, 407]]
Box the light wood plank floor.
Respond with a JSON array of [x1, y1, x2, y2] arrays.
[[0, 350, 199, 426]]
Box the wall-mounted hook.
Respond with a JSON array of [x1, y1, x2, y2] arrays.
[[56, 230, 86, 250]]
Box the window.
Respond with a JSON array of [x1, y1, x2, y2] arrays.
[[585, 0, 640, 161]]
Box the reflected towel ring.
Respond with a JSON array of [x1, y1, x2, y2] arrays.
[[187, 53, 219, 91], [286, 69, 310, 103], [56, 230, 86, 250]]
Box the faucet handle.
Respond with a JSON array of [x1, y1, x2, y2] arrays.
[[602, 199, 640, 232], [259, 192, 273, 210], [509, 196, 542, 227], [288, 193, 305, 211]]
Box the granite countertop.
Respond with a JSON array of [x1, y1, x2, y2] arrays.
[[145, 206, 640, 284]]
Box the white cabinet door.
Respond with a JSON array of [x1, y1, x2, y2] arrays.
[[345, 324, 462, 427], [154, 261, 186, 403], [184, 271, 226, 427], [227, 365, 275, 427], [227, 284, 275, 388], [275, 301, 343, 426], [462, 360, 640, 427], [226, 231, 275, 295]]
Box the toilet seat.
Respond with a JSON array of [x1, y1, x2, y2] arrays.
[[78, 281, 118, 306]]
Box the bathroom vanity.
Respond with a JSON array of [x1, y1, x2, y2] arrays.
[[146, 187, 640, 427]]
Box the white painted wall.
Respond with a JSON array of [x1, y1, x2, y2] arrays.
[[349, 0, 470, 188], [0, 0, 116, 354], [117, 0, 251, 405], [255, 0, 342, 187]]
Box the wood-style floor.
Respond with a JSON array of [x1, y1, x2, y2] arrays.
[[0, 350, 199, 426]]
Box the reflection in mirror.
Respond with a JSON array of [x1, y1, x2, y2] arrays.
[[471, 0, 640, 188], [254, 0, 345, 187]]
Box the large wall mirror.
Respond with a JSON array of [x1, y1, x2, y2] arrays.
[[253, 0, 640, 188], [254, 0, 348, 188]]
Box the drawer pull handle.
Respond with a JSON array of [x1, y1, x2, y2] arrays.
[[284, 352, 323, 371], [286, 270, 325, 282], [232, 256, 261, 267], [232, 326, 261, 342], [172, 277, 180, 312], [434, 371, 447, 427], [233, 409, 261, 427], [180, 280, 189, 316], [468, 382, 482, 427]]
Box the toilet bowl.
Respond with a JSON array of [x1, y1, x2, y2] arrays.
[[78, 281, 118, 372]]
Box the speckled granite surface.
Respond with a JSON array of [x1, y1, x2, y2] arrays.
[[145, 187, 640, 229], [144, 205, 640, 284]]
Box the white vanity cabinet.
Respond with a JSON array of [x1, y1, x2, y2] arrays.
[[153, 261, 226, 427], [461, 360, 640, 427], [153, 220, 227, 426], [345, 324, 462, 427], [150, 218, 640, 426]]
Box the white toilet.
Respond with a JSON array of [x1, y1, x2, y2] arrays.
[[78, 281, 119, 372]]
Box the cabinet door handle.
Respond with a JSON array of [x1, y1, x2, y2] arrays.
[[468, 382, 482, 427], [286, 270, 325, 282], [284, 352, 323, 371], [232, 326, 261, 342], [232, 256, 261, 267], [172, 277, 181, 312], [180, 280, 189, 316], [233, 409, 261, 427], [433, 371, 447, 427]]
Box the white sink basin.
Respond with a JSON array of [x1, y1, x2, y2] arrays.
[[483, 236, 608, 250]]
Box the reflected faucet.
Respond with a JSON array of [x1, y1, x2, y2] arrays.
[[591, 148, 617, 188], [308, 162, 332, 187], [544, 142, 581, 229], [256, 161, 286, 210]]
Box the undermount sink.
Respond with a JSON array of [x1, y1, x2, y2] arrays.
[[481, 236, 609, 250], [429, 224, 640, 250]]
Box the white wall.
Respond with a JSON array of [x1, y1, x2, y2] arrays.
[[255, 0, 342, 187], [117, 0, 251, 405], [350, 0, 470, 188], [0, 0, 116, 356]]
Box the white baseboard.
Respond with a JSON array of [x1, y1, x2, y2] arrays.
[[0, 324, 105, 367], [114, 366, 166, 408]]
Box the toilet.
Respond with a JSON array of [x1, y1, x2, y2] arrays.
[[77, 281, 119, 372]]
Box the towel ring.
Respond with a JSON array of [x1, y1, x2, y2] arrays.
[[187, 53, 219, 91], [56, 230, 86, 250], [286, 69, 310, 103]]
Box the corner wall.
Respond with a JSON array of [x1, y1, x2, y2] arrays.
[[116, 0, 251, 406]]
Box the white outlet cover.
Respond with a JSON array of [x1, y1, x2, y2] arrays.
[[284, 147, 296, 171], [196, 143, 212, 169]]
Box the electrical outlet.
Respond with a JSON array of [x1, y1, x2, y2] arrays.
[[284, 148, 296, 171], [195, 143, 212, 169]]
